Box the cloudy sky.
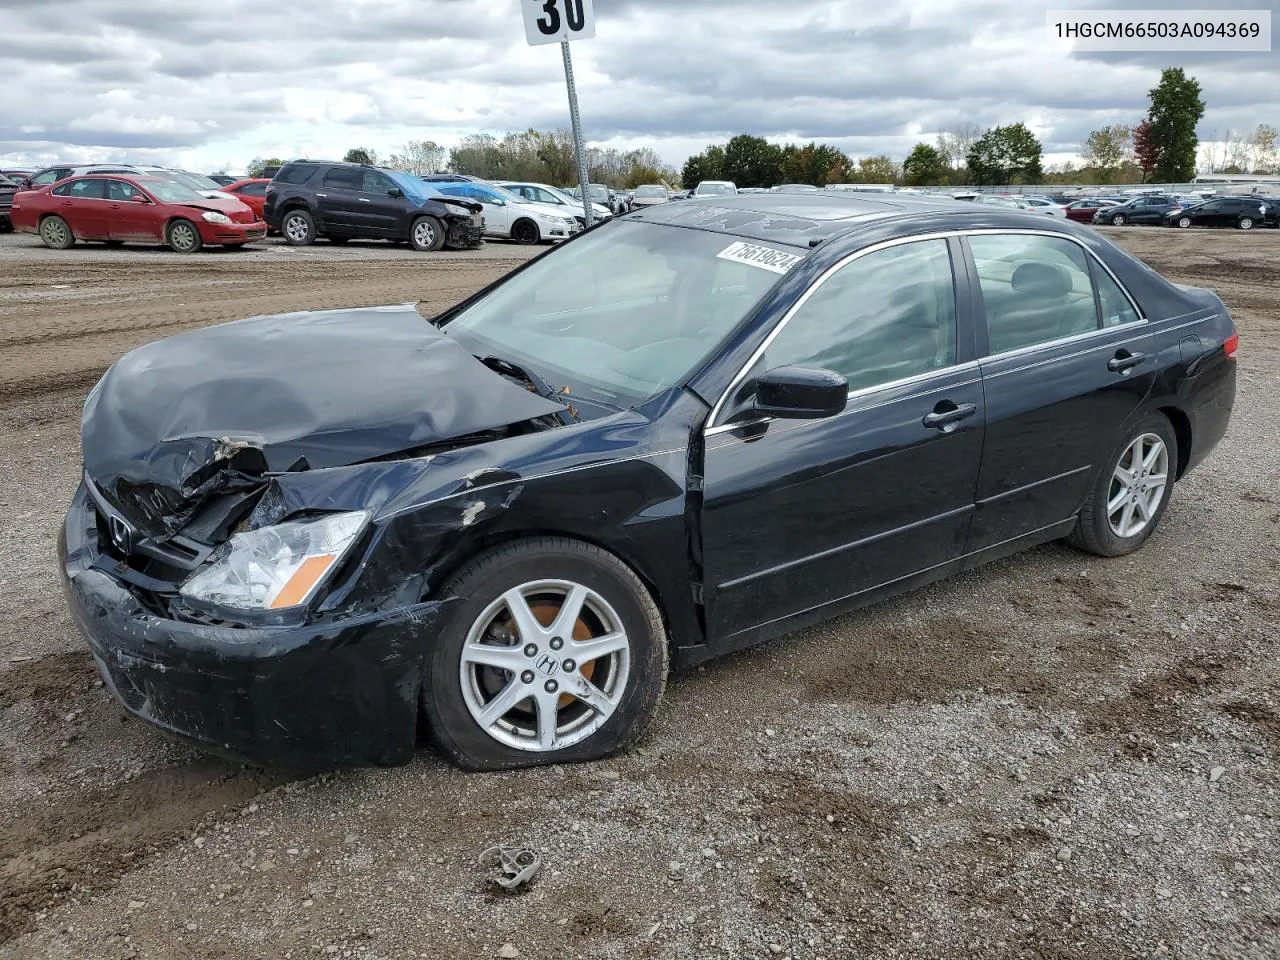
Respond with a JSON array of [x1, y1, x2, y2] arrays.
[[1, 0, 1276, 174]]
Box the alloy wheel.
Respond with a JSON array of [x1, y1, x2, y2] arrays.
[[1111, 215, 1125, 226], [413, 219, 436, 248], [459, 579, 631, 752], [1178, 217, 1192, 228], [1106, 433, 1170, 539], [1239, 218, 1254, 230], [284, 214, 310, 243]]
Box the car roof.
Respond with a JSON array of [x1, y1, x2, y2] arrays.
[[626, 191, 1060, 250]]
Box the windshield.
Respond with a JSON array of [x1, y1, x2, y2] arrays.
[[162, 170, 221, 192], [442, 220, 793, 406], [635, 186, 666, 198], [145, 180, 207, 203], [698, 183, 736, 195]]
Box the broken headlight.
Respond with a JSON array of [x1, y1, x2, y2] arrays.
[[179, 511, 370, 616]]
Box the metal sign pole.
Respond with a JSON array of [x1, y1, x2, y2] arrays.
[[561, 40, 594, 228]]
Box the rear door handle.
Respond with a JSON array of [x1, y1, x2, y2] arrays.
[[922, 401, 978, 430], [359, 198, 371, 203], [1107, 350, 1146, 373]]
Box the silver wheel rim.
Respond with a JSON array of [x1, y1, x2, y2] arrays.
[[284, 215, 309, 242], [41, 218, 68, 246], [1179, 218, 1191, 228], [1107, 433, 1170, 539], [1112, 215, 1124, 225], [413, 219, 435, 247], [171, 222, 196, 251], [1240, 219, 1253, 230], [459, 579, 631, 753]]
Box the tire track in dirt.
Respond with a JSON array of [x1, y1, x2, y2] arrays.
[[0, 259, 527, 401]]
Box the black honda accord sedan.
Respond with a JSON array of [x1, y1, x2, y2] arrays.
[[60, 194, 1237, 771]]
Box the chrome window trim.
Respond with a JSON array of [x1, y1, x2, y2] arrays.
[[704, 226, 1149, 432]]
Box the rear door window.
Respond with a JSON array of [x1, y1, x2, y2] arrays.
[[969, 234, 1101, 354], [322, 168, 362, 190], [237, 182, 267, 197], [67, 179, 108, 200], [275, 165, 315, 185]]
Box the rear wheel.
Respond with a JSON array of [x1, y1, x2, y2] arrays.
[[422, 538, 668, 770], [409, 216, 445, 252], [166, 219, 202, 254], [281, 209, 315, 246], [1177, 216, 1192, 228], [1069, 414, 1177, 557], [38, 216, 74, 249], [511, 218, 540, 245], [1238, 217, 1254, 230]]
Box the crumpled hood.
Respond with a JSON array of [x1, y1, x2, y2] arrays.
[[82, 304, 566, 538]]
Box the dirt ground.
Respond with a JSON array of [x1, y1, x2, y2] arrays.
[[0, 227, 1277, 960]]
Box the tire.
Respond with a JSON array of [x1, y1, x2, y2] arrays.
[[1068, 414, 1178, 558], [38, 215, 75, 250], [422, 538, 669, 771], [1111, 214, 1126, 226], [510, 218, 540, 245], [166, 219, 202, 254], [1177, 217, 1192, 228], [281, 209, 315, 246], [409, 216, 445, 252], [1238, 217, 1254, 230]]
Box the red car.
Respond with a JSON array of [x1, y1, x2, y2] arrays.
[[1063, 198, 1119, 223], [220, 178, 272, 222], [11, 174, 265, 252]]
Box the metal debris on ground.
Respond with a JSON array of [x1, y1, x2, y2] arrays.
[[479, 844, 542, 891]]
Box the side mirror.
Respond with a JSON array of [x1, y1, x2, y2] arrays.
[[752, 365, 848, 420], [388, 188, 403, 198]]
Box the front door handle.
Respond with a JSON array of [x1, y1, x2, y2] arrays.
[[315, 192, 327, 198], [1108, 350, 1146, 373], [359, 198, 371, 203], [923, 400, 978, 431]]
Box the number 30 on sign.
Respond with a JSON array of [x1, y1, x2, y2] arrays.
[[522, 0, 596, 45]]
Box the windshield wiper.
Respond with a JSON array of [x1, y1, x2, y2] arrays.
[[480, 355, 581, 423]]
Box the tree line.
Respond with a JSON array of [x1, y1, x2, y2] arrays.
[[243, 68, 1271, 190]]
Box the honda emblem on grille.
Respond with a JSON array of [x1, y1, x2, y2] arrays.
[[109, 514, 134, 554]]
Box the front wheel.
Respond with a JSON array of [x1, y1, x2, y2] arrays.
[[1238, 217, 1254, 230], [1177, 216, 1192, 228], [1111, 214, 1126, 226], [166, 219, 202, 254], [510, 218, 540, 245], [1068, 414, 1177, 557], [422, 538, 669, 770], [409, 216, 445, 252], [39, 215, 75, 249]]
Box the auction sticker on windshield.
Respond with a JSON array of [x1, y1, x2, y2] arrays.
[[716, 241, 803, 275]]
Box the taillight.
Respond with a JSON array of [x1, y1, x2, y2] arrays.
[[1224, 333, 1239, 359]]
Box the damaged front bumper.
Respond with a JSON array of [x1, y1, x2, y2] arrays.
[[58, 482, 445, 770], [445, 215, 485, 249]]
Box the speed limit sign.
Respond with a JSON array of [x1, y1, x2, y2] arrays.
[[522, 0, 596, 45]]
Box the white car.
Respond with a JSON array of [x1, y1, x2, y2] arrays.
[[1018, 196, 1068, 217], [493, 181, 612, 224], [432, 182, 580, 244], [692, 180, 738, 197]]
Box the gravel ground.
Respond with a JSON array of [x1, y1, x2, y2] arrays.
[[0, 227, 1277, 960]]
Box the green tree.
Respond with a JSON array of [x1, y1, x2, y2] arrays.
[[681, 144, 725, 188], [902, 143, 949, 185], [343, 147, 376, 165], [849, 155, 901, 184], [967, 123, 1043, 185], [1249, 123, 1278, 173], [1145, 67, 1204, 182], [246, 157, 284, 178], [720, 135, 783, 187], [449, 134, 503, 179], [1083, 125, 1132, 183], [778, 142, 852, 185]]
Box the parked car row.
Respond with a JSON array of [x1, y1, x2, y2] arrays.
[[1093, 194, 1276, 230]]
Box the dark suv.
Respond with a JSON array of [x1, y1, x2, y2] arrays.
[[1091, 195, 1178, 226], [1163, 196, 1276, 230], [263, 161, 485, 251], [0, 173, 16, 231]]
